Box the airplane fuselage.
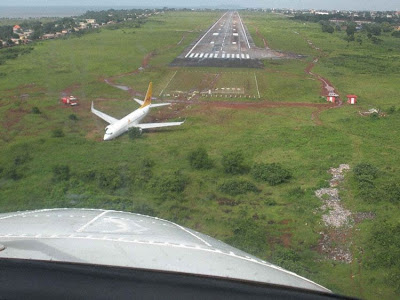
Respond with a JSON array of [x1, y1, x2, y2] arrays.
[[104, 106, 150, 140]]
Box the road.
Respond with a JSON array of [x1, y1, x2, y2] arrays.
[[184, 11, 252, 60]]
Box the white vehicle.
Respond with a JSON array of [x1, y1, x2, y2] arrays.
[[91, 82, 184, 140]]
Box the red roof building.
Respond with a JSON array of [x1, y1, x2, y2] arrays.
[[13, 25, 21, 32], [347, 94, 358, 105], [326, 92, 339, 103]]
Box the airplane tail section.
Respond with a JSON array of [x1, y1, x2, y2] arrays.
[[140, 82, 153, 108]]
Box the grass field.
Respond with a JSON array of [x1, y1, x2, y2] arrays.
[[1, 11, 400, 299]]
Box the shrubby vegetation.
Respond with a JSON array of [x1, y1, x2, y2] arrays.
[[52, 165, 70, 182], [97, 167, 131, 191], [51, 129, 65, 138], [150, 171, 187, 194], [188, 147, 213, 169], [365, 220, 400, 292], [0, 46, 34, 65], [31, 107, 41, 114], [218, 179, 259, 196], [68, 114, 78, 120], [128, 127, 142, 139], [221, 150, 248, 174], [226, 219, 268, 256], [353, 163, 379, 202], [251, 163, 291, 186]]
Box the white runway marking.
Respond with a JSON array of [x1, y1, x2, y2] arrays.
[[159, 70, 178, 96], [194, 53, 199, 58], [189, 53, 194, 58], [185, 11, 228, 58], [237, 12, 251, 49], [236, 54, 240, 58], [254, 72, 261, 99], [246, 54, 250, 59], [241, 54, 245, 59], [204, 53, 209, 58], [199, 53, 204, 58], [222, 53, 225, 58]]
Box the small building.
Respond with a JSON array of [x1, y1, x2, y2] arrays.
[[13, 25, 21, 32], [326, 92, 339, 103], [347, 94, 358, 105]]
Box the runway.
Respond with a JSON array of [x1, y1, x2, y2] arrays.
[[171, 11, 280, 68], [184, 11, 252, 60]]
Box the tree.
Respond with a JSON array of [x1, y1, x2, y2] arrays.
[[346, 23, 356, 40]]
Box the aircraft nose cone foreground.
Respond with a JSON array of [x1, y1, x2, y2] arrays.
[[0, 208, 331, 294]]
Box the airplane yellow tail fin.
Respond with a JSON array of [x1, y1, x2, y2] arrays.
[[141, 82, 152, 108]]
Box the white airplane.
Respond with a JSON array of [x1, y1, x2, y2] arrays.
[[91, 82, 184, 140]]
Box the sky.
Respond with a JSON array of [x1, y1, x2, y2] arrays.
[[0, 0, 398, 11]]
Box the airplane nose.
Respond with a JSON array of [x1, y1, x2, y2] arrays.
[[103, 135, 109, 141]]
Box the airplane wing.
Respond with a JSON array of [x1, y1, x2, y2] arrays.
[[131, 121, 184, 129], [150, 103, 171, 108], [133, 98, 144, 106], [91, 102, 119, 124]]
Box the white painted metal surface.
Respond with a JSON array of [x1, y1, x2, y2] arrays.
[[0, 208, 331, 293]]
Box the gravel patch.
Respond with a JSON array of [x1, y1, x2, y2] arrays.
[[315, 164, 353, 263]]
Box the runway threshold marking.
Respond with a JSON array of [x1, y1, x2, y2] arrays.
[[185, 11, 228, 58]]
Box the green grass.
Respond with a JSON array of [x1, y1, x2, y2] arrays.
[[1, 11, 400, 300]]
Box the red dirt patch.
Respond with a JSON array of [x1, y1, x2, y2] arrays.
[[281, 232, 292, 248], [3, 108, 28, 129]]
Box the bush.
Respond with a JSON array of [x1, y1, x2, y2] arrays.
[[68, 114, 78, 120], [151, 171, 187, 194], [221, 150, 248, 174], [3, 166, 23, 180], [52, 128, 65, 138], [14, 153, 31, 166], [387, 106, 396, 114], [31, 106, 41, 114], [128, 127, 142, 139], [353, 163, 378, 181], [218, 179, 259, 196], [52, 165, 70, 182], [384, 182, 400, 203], [392, 31, 400, 38], [188, 147, 213, 170], [251, 163, 292, 186], [97, 168, 131, 191]]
